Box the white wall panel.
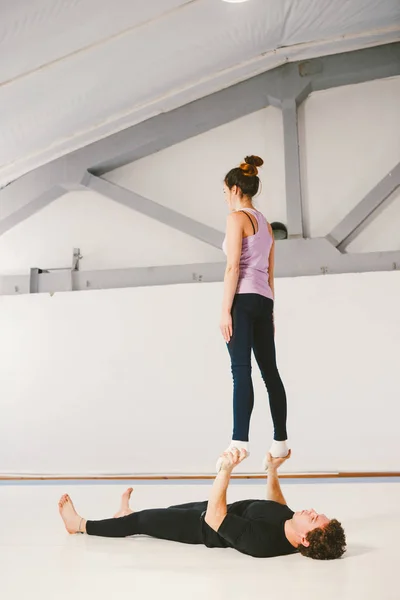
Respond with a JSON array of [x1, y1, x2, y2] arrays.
[[299, 76, 400, 245], [1, 271, 399, 475]]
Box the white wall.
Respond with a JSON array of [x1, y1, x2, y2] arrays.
[[1, 271, 399, 476], [299, 75, 400, 249], [1, 76, 399, 475]]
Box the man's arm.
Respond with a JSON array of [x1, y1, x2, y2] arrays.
[[205, 448, 247, 532], [204, 467, 230, 531], [267, 468, 287, 505], [265, 451, 292, 505]]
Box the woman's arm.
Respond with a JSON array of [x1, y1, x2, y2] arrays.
[[220, 213, 243, 343], [267, 224, 276, 332], [267, 223, 275, 300]]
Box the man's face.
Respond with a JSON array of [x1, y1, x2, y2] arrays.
[[292, 509, 330, 545]]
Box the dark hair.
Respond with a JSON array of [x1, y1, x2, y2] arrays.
[[224, 155, 264, 198], [298, 519, 346, 560]]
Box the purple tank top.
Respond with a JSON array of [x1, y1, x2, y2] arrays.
[[222, 208, 274, 300]]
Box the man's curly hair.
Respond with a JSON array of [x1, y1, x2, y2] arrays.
[[298, 519, 346, 560]]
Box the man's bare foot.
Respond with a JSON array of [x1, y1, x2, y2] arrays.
[[58, 494, 85, 534], [113, 487, 134, 518]]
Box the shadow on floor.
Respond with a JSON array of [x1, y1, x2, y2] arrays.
[[343, 544, 375, 558]]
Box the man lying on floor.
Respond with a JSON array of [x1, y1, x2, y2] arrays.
[[59, 450, 346, 560]]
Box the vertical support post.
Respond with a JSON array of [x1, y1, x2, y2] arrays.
[[72, 248, 82, 271], [29, 268, 40, 294], [282, 98, 304, 238], [71, 248, 82, 292]]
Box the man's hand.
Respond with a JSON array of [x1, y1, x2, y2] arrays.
[[205, 448, 247, 532], [265, 450, 291, 505], [219, 448, 248, 473], [265, 449, 291, 472]]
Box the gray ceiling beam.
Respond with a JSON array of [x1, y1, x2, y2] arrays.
[[0, 157, 81, 220], [82, 70, 281, 176], [308, 42, 400, 92], [85, 44, 400, 175], [64, 245, 400, 282], [2, 239, 400, 296], [0, 273, 28, 296], [273, 238, 400, 277], [0, 154, 84, 236], [1, 44, 399, 222], [83, 173, 224, 249], [279, 68, 313, 239], [282, 98, 304, 238], [0, 185, 68, 236], [0, 263, 226, 296], [327, 162, 400, 250], [71, 262, 225, 291]]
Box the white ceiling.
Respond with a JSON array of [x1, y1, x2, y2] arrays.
[[0, 0, 399, 186]]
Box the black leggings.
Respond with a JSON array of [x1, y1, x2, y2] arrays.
[[86, 501, 208, 543], [227, 294, 287, 442]]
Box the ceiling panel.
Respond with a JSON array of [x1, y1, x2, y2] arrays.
[[0, 0, 398, 184]]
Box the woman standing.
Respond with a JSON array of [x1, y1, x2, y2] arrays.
[[217, 155, 289, 471]]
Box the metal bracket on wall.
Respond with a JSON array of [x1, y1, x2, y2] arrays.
[[27, 248, 82, 294], [29, 268, 40, 294], [72, 248, 82, 271]]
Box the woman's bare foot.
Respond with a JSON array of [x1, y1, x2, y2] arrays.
[[113, 487, 134, 518], [58, 494, 85, 534]]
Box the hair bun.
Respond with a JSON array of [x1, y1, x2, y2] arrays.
[[239, 155, 264, 177], [245, 155, 264, 168]]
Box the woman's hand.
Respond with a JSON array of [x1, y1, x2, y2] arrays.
[[220, 310, 233, 343]]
